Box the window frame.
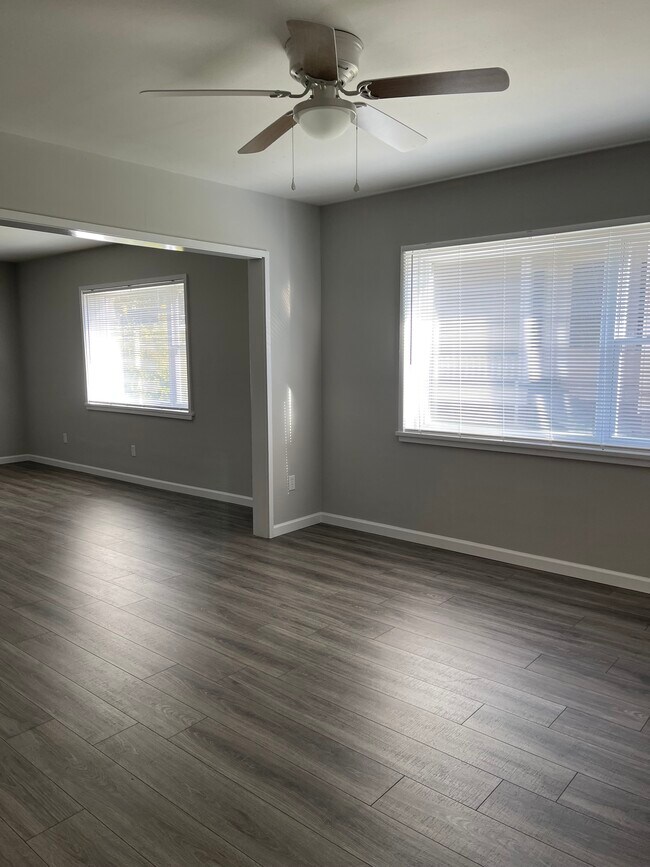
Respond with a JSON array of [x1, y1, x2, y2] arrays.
[[397, 219, 650, 468], [79, 274, 194, 420]]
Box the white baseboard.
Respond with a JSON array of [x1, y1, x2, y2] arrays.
[[23, 455, 253, 508], [6, 454, 647, 594], [271, 512, 323, 538], [320, 512, 650, 595]]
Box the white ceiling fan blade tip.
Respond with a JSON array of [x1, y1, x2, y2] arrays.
[[354, 104, 426, 152], [140, 89, 286, 98]]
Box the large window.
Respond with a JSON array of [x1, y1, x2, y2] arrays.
[[400, 222, 650, 460], [81, 277, 191, 417]]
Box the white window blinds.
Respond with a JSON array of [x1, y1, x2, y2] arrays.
[[401, 222, 650, 453], [81, 279, 190, 414]]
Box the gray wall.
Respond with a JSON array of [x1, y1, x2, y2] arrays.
[[18, 245, 252, 496], [0, 129, 321, 529], [0, 262, 25, 456], [3, 128, 648, 573], [321, 143, 650, 576]]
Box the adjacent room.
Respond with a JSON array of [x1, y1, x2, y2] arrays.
[[0, 2, 648, 866]]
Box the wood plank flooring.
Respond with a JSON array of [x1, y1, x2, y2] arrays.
[[0, 462, 649, 867]]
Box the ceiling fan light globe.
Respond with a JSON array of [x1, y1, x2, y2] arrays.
[[298, 106, 350, 140], [294, 98, 355, 140]]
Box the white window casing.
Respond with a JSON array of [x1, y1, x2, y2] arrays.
[[399, 222, 650, 466], [80, 276, 193, 419]]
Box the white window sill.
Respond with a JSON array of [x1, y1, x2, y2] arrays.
[[86, 403, 194, 420], [396, 431, 650, 468]]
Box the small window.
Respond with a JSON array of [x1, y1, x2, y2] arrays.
[[400, 222, 650, 457], [81, 277, 192, 418]]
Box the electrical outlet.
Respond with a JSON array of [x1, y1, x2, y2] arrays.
[[62, 432, 68, 444], [288, 474, 296, 491], [130, 444, 137, 457]]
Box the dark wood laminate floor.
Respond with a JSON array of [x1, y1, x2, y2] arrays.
[[0, 463, 649, 867]]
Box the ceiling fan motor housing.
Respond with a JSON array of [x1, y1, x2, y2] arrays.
[[285, 29, 364, 85]]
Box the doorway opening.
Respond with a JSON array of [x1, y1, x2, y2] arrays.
[[0, 209, 273, 538]]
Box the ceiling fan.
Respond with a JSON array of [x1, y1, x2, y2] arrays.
[[142, 19, 509, 154]]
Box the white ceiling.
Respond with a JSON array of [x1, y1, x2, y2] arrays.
[[0, 226, 106, 262], [2, 0, 649, 205]]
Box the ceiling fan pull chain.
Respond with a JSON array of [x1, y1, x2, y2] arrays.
[[353, 117, 360, 193], [290, 124, 296, 191]]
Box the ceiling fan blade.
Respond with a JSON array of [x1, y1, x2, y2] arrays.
[[141, 88, 290, 98], [286, 19, 338, 81], [238, 112, 296, 154], [358, 67, 510, 100], [354, 104, 426, 152]]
